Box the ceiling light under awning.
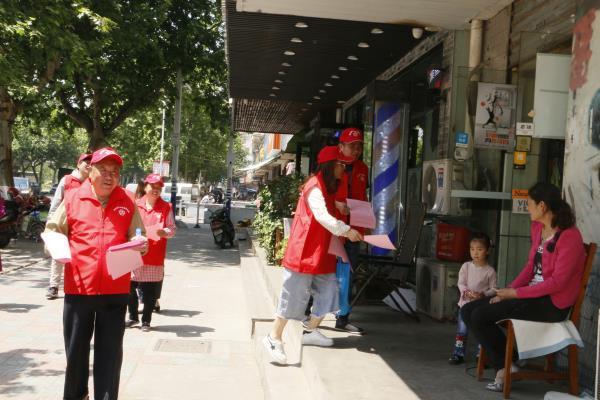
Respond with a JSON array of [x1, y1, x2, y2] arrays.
[[281, 62, 292, 67], [324, 82, 333, 87], [295, 22, 308, 28], [338, 66, 348, 71], [291, 37, 303, 43], [347, 55, 359, 61], [331, 74, 340, 79], [358, 42, 370, 48], [371, 28, 384, 34], [284, 50, 295, 56]]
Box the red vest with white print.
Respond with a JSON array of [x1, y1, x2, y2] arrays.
[[64, 180, 135, 295], [282, 173, 337, 275], [136, 196, 172, 266]]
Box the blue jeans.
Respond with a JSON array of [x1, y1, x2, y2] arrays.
[[452, 310, 469, 357], [336, 261, 352, 317]]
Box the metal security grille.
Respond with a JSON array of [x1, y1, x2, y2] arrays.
[[153, 339, 212, 354]]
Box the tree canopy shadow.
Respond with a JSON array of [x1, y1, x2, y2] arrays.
[[0, 303, 43, 313], [0, 348, 63, 397], [151, 324, 215, 337]]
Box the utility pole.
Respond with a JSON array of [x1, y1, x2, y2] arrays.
[[159, 108, 166, 175], [170, 69, 182, 217]]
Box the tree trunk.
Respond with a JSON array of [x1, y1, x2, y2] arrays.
[[88, 126, 108, 150], [0, 120, 14, 186], [0, 88, 17, 187]]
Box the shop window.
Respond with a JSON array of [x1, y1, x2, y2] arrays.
[[408, 125, 424, 168]]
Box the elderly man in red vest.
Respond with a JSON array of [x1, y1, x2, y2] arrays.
[[45, 147, 147, 400], [335, 127, 369, 334], [46, 152, 92, 300]]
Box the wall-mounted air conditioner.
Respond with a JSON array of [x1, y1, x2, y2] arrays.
[[421, 159, 470, 216]]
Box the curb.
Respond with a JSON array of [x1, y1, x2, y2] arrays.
[[248, 233, 336, 400]]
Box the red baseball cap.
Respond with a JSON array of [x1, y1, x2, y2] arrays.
[[77, 153, 92, 165], [144, 173, 164, 187], [90, 147, 123, 166], [317, 146, 354, 165], [339, 127, 363, 143]]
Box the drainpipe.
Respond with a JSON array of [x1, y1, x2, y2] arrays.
[[457, 19, 483, 162]]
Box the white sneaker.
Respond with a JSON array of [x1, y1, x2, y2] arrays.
[[302, 330, 334, 347], [262, 335, 287, 364]]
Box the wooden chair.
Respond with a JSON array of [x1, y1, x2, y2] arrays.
[[350, 203, 426, 320], [476, 242, 598, 399]]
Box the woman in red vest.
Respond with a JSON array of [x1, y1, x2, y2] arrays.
[[263, 146, 363, 364], [126, 173, 176, 331]]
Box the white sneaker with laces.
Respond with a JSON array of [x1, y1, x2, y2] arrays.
[[262, 335, 287, 364], [302, 330, 334, 347]]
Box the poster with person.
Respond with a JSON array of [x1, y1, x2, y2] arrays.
[[474, 82, 517, 150]]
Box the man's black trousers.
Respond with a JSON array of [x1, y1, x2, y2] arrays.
[[63, 294, 128, 400]]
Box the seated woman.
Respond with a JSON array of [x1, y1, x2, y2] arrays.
[[461, 182, 586, 392]]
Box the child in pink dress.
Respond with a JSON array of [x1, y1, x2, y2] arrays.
[[448, 232, 497, 364]]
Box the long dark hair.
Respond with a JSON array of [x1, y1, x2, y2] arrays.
[[315, 160, 340, 194], [528, 182, 575, 229]]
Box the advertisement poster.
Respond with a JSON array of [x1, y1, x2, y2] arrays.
[[474, 82, 517, 150]]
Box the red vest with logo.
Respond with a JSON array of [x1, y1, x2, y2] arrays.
[[282, 173, 337, 275], [64, 181, 135, 295], [64, 174, 84, 192], [336, 160, 369, 232], [136, 196, 172, 266]]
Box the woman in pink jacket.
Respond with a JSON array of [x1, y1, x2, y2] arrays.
[[461, 182, 585, 392]]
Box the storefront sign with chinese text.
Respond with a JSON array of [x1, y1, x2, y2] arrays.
[[512, 189, 529, 214]]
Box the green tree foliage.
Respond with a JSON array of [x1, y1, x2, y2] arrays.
[[1, 0, 227, 185], [12, 116, 87, 184], [253, 174, 304, 263], [51, 0, 225, 149]]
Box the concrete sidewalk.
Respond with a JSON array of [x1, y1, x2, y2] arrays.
[[246, 235, 573, 400], [0, 222, 265, 400]]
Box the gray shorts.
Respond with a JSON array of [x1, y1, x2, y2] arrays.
[[276, 268, 339, 321]]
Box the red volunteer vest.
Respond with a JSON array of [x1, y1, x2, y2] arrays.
[[136, 196, 172, 266], [64, 181, 135, 295], [336, 159, 369, 232], [282, 173, 337, 275], [64, 174, 83, 191]]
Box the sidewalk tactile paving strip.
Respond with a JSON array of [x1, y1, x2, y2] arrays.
[[153, 339, 212, 354]]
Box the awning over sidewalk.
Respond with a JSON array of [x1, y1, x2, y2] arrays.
[[223, 0, 425, 134]]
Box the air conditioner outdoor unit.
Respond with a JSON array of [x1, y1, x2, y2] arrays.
[[421, 159, 470, 216], [416, 257, 461, 320]]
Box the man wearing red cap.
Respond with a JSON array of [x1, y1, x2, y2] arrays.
[[263, 146, 363, 364], [45, 152, 92, 300], [335, 127, 369, 334], [45, 147, 147, 400]]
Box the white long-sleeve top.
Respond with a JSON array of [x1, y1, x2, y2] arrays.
[[48, 169, 83, 217], [306, 186, 350, 237]]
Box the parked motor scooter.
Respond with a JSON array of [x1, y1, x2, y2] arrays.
[[209, 207, 235, 249]]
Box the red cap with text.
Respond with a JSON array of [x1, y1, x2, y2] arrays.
[[144, 173, 164, 187], [339, 127, 363, 143], [90, 147, 123, 166]]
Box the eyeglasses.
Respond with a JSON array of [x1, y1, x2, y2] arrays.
[[94, 167, 120, 178]]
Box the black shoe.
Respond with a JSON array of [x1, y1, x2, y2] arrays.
[[141, 323, 151, 332], [46, 287, 58, 300], [335, 320, 365, 335], [448, 355, 464, 365], [125, 319, 139, 328], [154, 299, 160, 313]]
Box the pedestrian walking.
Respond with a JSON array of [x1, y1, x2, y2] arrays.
[[126, 173, 176, 331], [45, 147, 147, 400], [263, 146, 363, 364], [45, 153, 92, 300]]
